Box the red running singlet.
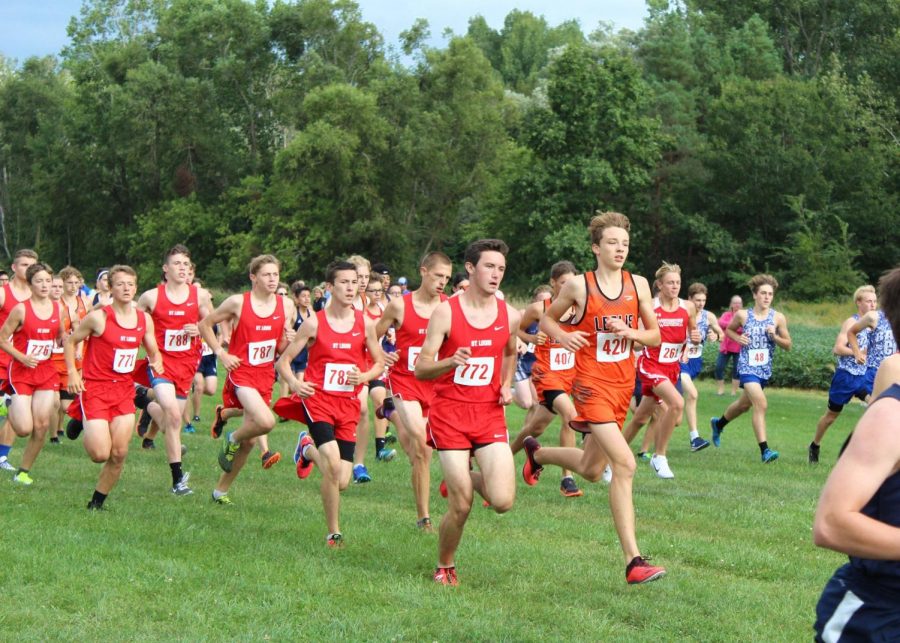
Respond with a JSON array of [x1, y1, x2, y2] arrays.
[[304, 308, 368, 399]]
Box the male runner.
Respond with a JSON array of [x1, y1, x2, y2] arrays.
[[374, 251, 453, 530], [199, 255, 295, 504], [710, 274, 792, 462], [274, 260, 388, 546], [808, 285, 878, 463], [847, 298, 898, 402], [65, 265, 163, 509], [136, 245, 212, 495], [416, 239, 519, 585], [812, 266, 900, 641], [524, 212, 666, 584], [50, 267, 91, 443], [347, 254, 374, 483], [679, 282, 721, 451]]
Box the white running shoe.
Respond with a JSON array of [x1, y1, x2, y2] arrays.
[[0, 456, 14, 472], [602, 464, 613, 484], [650, 454, 675, 479]]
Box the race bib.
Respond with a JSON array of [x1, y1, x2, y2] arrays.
[[686, 343, 703, 359], [164, 329, 191, 352], [407, 346, 422, 371], [26, 339, 54, 361], [748, 348, 769, 366], [51, 343, 65, 355], [453, 356, 494, 387], [596, 333, 632, 363], [324, 363, 355, 392], [549, 347, 574, 371], [113, 348, 138, 374], [248, 340, 276, 366], [201, 340, 213, 357], [659, 342, 684, 364]]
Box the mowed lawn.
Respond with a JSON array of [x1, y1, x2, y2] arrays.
[[2, 379, 860, 641]]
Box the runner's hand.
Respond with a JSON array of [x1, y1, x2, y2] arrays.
[[149, 356, 164, 375], [19, 354, 39, 368], [383, 351, 400, 368], [67, 370, 84, 395], [689, 329, 701, 344], [183, 323, 199, 337], [291, 380, 316, 398], [346, 366, 362, 386], [558, 330, 590, 352], [534, 331, 548, 346], [220, 353, 241, 371], [499, 385, 512, 406], [451, 347, 472, 367]]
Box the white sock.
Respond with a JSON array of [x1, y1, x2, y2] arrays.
[[212, 489, 226, 500], [689, 430, 700, 440]]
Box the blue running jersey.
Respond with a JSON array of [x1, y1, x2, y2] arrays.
[[867, 310, 898, 371], [737, 308, 776, 380], [837, 314, 869, 377]]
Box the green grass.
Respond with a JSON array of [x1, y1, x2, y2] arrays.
[[1, 379, 860, 641]]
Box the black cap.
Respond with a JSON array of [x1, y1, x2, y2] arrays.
[[372, 263, 390, 276]]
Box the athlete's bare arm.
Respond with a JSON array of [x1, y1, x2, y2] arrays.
[[518, 301, 547, 346], [199, 294, 243, 371], [353, 318, 389, 385], [624, 274, 661, 347], [727, 310, 749, 345], [0, 304, 31, 367], [832, 316, 858, 358], [685, 301, 701, 344], [540, 277, 590, 352], [375, 296, 403, 339], [274, 314, 317, 397], [501, 305, 522, 405], [136, 288, 158, 314], [415, 301, 464, 380], [142, 316, 163, 374], [771, 312, 792, 351], [65, 310, 105, 394], [872, 355, 900, 399], [278, 299, 298, 352], [813, 394, 900, 559], [706, 310, 724, 341], [847, 311, 879, 361]]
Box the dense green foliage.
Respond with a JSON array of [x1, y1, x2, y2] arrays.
[[0, 0, 896, 299]]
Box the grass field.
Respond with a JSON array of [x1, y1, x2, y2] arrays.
[[1, 376, 860, 641]]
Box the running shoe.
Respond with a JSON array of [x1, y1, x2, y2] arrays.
[[569, 416, 589, 432], [50, 436, 60, 444], [602, 465, 613, 484], [416, 517, 434, 532], [192, 415, 201, 424], [66, 418, 84, 441], [710, 417, 722, 447], [86, 501, 106, 511], [649, 454, 675, 479], [142, 439, 156, 450], [211, 492, 233, 506], [210, 405, 227, 439], [690, 436, 710, 452], [376, 448, 396, 462], [326, 533, 344, 548], [560, 476, 583, 498], [761, 447, 780, 463], [295, 432, 315, 479], [261, 450, 281, 469], [375, 398, 395, 421], [433, 566, 458, 586], [0, 456, 13, 472], [808, 442, 820, 464], [636, 451, 651, 461], [12, 471, 33, 486], [183, 423, 196, 434], [171, 472, 193, 496], [352, 464, 371, 484], [439, 479, 448, 498], [626, 556, 666, 584], [218, 432, 240, 472], [137, 409, 151, 437], [384, 430, 397, 445], [134, 385, 151, 410], [522, 437, 543, 486]]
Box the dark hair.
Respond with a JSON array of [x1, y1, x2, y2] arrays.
[[452, 273, 468, 288], [878, 266, 900, 345], [687, 282, 708, 298], [164, 244, 191, 263], [371, 262, 390, 276], [325, 261, 357, 285], [290, 280, 307, 295], [748, 274, 778, 294], [26, 262, 53, 284], [550, 260, 577, 281], [463, 239, 509, 268]]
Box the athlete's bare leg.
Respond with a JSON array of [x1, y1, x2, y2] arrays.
[[740, 382, 769, 443], [146, 383, 186, 464], [303, 439, 353, 535], [392, 397, 432, 522], [813, 409, 841, 445], [353, 388, 369, 469], [17, 390, 59, 470], [622, 396, 657, 446], [84, 414, 134, 494], [215, 387, 275, 492], [510, 396, 577, 479], [646, 380, 684, 457], [680, 373, 699, 433]]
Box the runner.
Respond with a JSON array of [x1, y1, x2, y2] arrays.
[[184, 276, 217, 435], [49, 272, 85, 444], [710, 274, 792, 462], [91, 269, 112, 308], [362, 278, 396, 463], [199, 255, 295, 504], [415, 239, 518, 585], [0, 263, 64, 485], [715, 295, 743, 396], [509, 261, 582, 497], [0, 249, 38, 473], [274, 260, 389, 546], [523, 212, 666, 584], [65, 265, 163, 509], [678, 282, 721, 451], [808, 285, 878, 463], [136, 245, 212, 495], [374, 251, 452, 530], [847, 295, 899, 402], [621, 262, 700, 479], [512, 286, 549, 411], [812, 266, 900, 641], [347, 254, 374, 483]]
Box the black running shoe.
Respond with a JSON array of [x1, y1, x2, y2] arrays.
[[133, 385, 151, 410], [66, 418, 84, 441], [808, 442, 820, 464], [137, 409, 151, 437]]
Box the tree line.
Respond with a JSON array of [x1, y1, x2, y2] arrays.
[[0, 0, 896, 301]]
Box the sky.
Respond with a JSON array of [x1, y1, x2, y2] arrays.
[[0, 0, 648, 64]]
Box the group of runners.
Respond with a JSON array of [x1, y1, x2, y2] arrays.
[[1, 213, 898, 606]]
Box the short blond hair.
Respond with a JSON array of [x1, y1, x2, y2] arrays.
[[654, 261, 681, 281], [248, 254, 280, 275], [346, 255, 371, 271], [853, 284, 876, 302]]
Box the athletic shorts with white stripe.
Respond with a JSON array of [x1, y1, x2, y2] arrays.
[[814, 564, 900, 642]]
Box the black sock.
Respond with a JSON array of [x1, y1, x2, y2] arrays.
[[142, 438, 154, 448], [170, 462, 183, 487], [90, 489, 107, 507], [17, 468, 29, 475], [759, 441, 769, 454], [375, 438, 386, 454], [716, 416, 729, 431]]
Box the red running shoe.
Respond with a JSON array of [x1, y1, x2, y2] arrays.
[[522, 437, 543, 486], [295, 433, 315, 479], [433, 566, 458, 586], [625, 556, 666, 584], [261, 451, 281, 469], [210, 405, 226, 439], [439, 479, 448, 498]]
